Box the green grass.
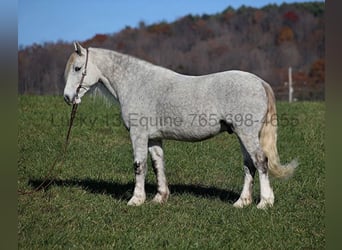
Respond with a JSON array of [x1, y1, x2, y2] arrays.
[[18, 96, 325, 249]]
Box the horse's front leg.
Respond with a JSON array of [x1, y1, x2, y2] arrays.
[[148, 140, 170, 204], [127, 132, 148, 206]]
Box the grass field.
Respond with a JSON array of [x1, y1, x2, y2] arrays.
[[18, 96, 325, 249]]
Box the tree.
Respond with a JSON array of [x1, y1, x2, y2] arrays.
[[309, 59, 324, 84], [277, 26, 295, 44], [18, 2, 324, 100]]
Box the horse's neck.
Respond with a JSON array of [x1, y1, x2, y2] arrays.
[[93, 48, 153, 102]]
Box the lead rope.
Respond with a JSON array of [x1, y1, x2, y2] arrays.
[[18, 49, 89, 195], [18, 103, 78, 195]]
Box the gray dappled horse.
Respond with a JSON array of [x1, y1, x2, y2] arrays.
[[64, 42, 297, 209]]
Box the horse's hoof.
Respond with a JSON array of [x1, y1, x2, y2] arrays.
[[152, 191, 169, 204], [256, 199, 274, 209], [233, 197, 252, 208], [127, 196, 145, 206]]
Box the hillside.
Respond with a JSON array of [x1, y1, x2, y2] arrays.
[[18, 96, 325, 248], [18, 2, 324, 100]]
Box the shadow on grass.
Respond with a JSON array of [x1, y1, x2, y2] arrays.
[[28, 178, 240, 204]]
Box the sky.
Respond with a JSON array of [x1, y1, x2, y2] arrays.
[[18, 0, 323, 47]]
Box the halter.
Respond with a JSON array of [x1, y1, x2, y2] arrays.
[[75, 48, 89, 100]]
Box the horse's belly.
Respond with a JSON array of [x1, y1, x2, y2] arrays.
[[152, 123, 223, 142]]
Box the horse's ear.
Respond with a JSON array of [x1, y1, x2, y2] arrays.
[[73, 41, 84, 56]]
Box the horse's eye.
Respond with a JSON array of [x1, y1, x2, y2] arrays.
[[75, 66, 81, 72]]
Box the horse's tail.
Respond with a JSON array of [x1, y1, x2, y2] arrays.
[[259, 82, 298, 179]]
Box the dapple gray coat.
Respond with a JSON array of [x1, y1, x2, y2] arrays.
[[64, 42, 297, 208]]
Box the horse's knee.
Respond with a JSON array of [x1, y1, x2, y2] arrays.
[[134, 161, 146, 175]]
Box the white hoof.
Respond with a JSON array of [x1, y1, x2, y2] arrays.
[[233, 197, 252, 208], [152, 191, 170, 204], [127, 196, 146, 206], [257, 198, 274, 209]]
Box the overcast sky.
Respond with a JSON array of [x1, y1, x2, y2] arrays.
[[18, 0, 324, 47]]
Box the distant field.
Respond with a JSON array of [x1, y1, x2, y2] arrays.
[[18, 96, 325, 249]]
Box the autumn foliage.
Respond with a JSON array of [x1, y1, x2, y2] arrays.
[[18, 2, 324, 100], [147, 23, 173, 36], [284, 11, 299, 22], [309, 59, 325, 84], [277, 26, 295, 44]]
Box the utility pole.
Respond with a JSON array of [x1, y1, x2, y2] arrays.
[[288, 67, 293, 103]]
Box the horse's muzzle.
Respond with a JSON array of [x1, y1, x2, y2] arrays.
[[64, 94, 72, 105]]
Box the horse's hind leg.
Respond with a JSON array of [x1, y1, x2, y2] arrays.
[[148, 140, 170, 204], [233, 140, 256, 208], [235, 133, 274, 209]]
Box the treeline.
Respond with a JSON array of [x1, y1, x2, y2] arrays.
[[18, 2, 324, 100]]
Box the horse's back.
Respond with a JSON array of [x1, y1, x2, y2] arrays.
[[161, 70, 268, 117]]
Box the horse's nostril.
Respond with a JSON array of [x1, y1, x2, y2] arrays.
[[64, 95, 71, 105]]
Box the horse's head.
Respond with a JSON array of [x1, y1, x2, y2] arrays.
[[63, 42, 101, 105]]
